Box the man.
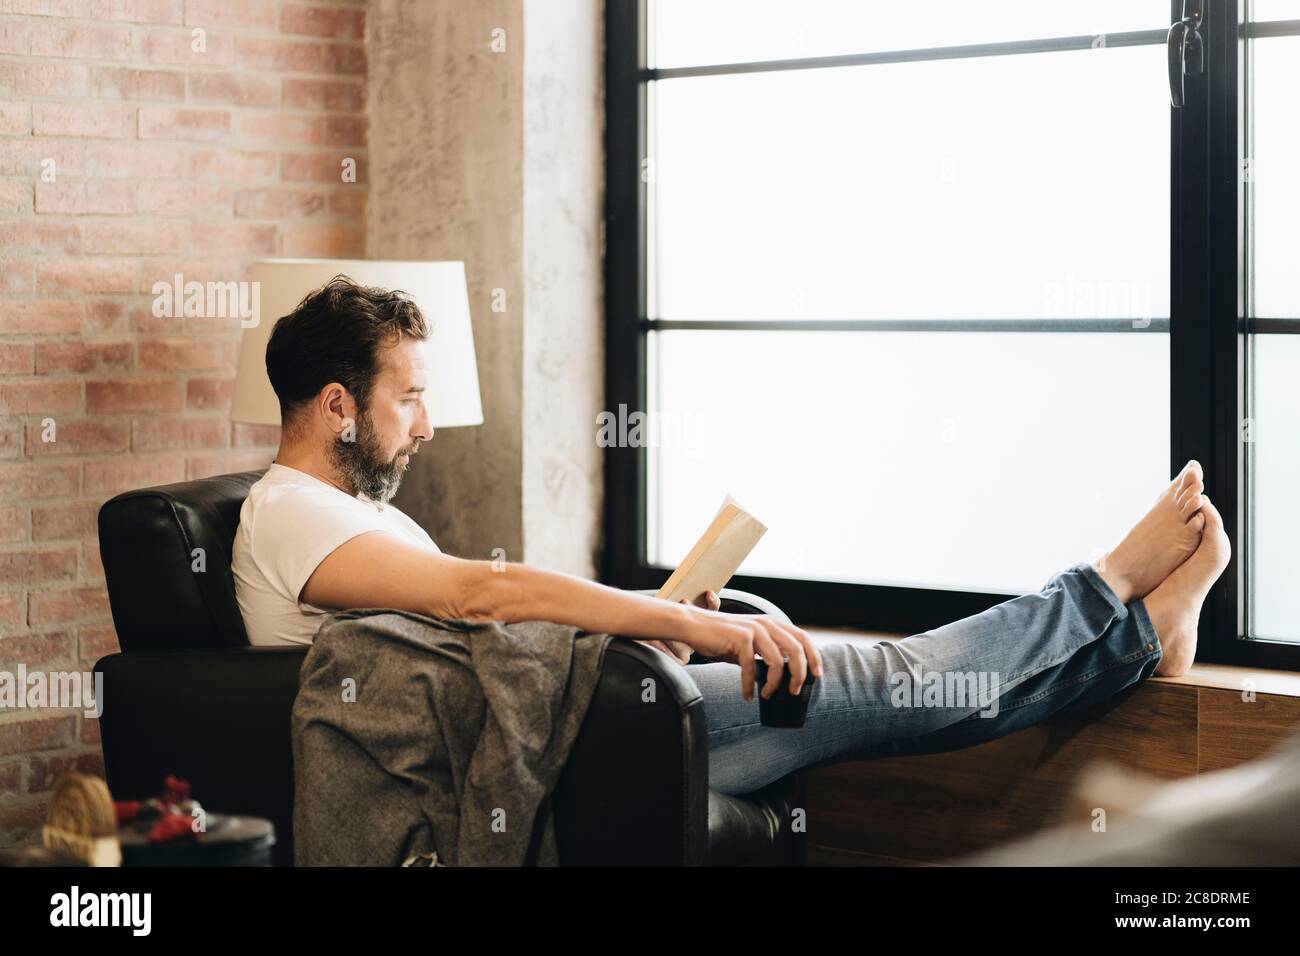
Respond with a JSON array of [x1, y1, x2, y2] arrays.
[[232, 276, 1230, 797]]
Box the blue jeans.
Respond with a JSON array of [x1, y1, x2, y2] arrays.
[[690, 563, 1163, 796]]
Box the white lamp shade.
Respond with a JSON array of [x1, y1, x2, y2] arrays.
[[230, 259, 484, 429]]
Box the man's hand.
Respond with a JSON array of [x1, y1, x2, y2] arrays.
[[679, 604, 823, 702], [636, 590, 721, 665]]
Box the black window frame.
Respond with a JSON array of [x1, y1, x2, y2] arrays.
[[603, 0, 1300, 671]]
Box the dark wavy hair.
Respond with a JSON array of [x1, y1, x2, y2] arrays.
[[265, 275, 430, 440]]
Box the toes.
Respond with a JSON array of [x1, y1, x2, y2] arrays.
[[1177, 477, 1205, 510], [1180, 491, 1204, 518], [1188, 511, 1206, 534], [1181, 459, 1204, 486]]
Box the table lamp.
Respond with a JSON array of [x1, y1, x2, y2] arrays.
[[230, 259, 484, 428]]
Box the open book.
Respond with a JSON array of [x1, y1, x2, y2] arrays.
[[656, 494, 767, 659]]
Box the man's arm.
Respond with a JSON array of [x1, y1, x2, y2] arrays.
[[301, 530, 822, 697], [303, 531, 689, 643]]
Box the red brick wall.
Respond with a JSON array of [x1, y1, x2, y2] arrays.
[[0, 0, 366, 846]]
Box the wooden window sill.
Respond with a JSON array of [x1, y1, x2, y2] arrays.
[[802, 626, 1300, 699]]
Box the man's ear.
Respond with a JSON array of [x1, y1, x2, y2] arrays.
[[319, 383, 357, 434]]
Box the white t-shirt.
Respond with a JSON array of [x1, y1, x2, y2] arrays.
[[232, 462, 442, 647]]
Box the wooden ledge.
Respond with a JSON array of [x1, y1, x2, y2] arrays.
[[801, 626, 1300, 699]]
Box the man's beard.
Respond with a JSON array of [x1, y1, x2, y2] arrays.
[[326, 406, 411, 505]]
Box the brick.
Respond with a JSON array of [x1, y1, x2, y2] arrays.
[[0, 796, 51, 840], [132, 414, 227, 451], [282, 151, 364, 184], [0, 180, 33, 215], [83, 455, 186, 494], [140, 26, 232, 66], [0, 506, 27, 544], [0, 546, 79, 586], [0, 421, 20, 458], [33, 102, 136, 139], [77, 623, 118, 664], [89, 65, 186, 101], [0, 300, 82, 335], [185, 376, 233, 410], [33, 342, 132, 377], [322, 43, 365, 76], [0, 60, 88, 97], [81, 538, 103, 580], [0, 222, 81, 257], [37, 259, 139, 296], [0, 760, 20, 798], [82, 221, 186, 255], [34, 182, 115, 217], [0, 630, 76, 669], [0, 343, 35, 376], [280, 3, 364, 40], [185, 0, 275, 31], [0, 20, 30, 55], [0, 718, 76, 758], [187, 147, 276, 181], [84, 141, 185, 179], [135, 181, 232, 217], [80, 718, 100, 745], [83, 299, 127, 333], [0, 139, 85, 178], [236, 36, 321, 72], [85, 378, 182, 414], [0, 593, 25, 631], [0, 259, 34, 293], [138, 106, 229, 141], [28, 20, 135, 60], [323, 114, 365, 147], [237, 111, 320, 145], [28, 586, 111, 627], [0, 100, 30, 135], [24, 418, 130, 457], [26, 754, 78, 794], [0, 380, 81, 415], [279, 222, 364, 257], [185, 222, 276, 255], [282, 77, 362, 112], [85, 0, 184, 24], [138, 337, 232, 372], [32, 502, 99, 541], [0, 463, 80, 500], [187, 72, 279, 108], [234, 187, 324, 219]]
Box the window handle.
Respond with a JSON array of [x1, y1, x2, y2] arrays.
[[1168, 0, 1205, 108]]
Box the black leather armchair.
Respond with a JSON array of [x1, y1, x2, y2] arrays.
[[95, 469, 807, 866]]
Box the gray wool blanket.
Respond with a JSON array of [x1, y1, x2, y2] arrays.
[[291, 608, 613, 866]]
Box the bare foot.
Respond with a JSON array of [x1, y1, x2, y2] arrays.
[[1094, 460, 1206, 603], [1144, 497, 1231, 677]]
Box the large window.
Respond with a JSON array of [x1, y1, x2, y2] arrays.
[[604, 0, 1300, 668]]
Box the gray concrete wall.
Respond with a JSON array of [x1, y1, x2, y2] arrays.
[[367, 0, 526, 562], [367, 0, 604, 575], [522, 0, 604, 575]]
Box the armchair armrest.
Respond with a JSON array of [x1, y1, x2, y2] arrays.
[[94, 646, 305, 867]]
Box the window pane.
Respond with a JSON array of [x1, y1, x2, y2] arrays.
[[647, 330, 1169, 595], [652, 47, 1169, 321], [652, 0, 1168, 69], [1250, 35, 1300, 317], [1251, 0, 1300, 23], [1250, 336, 1300, 642]]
